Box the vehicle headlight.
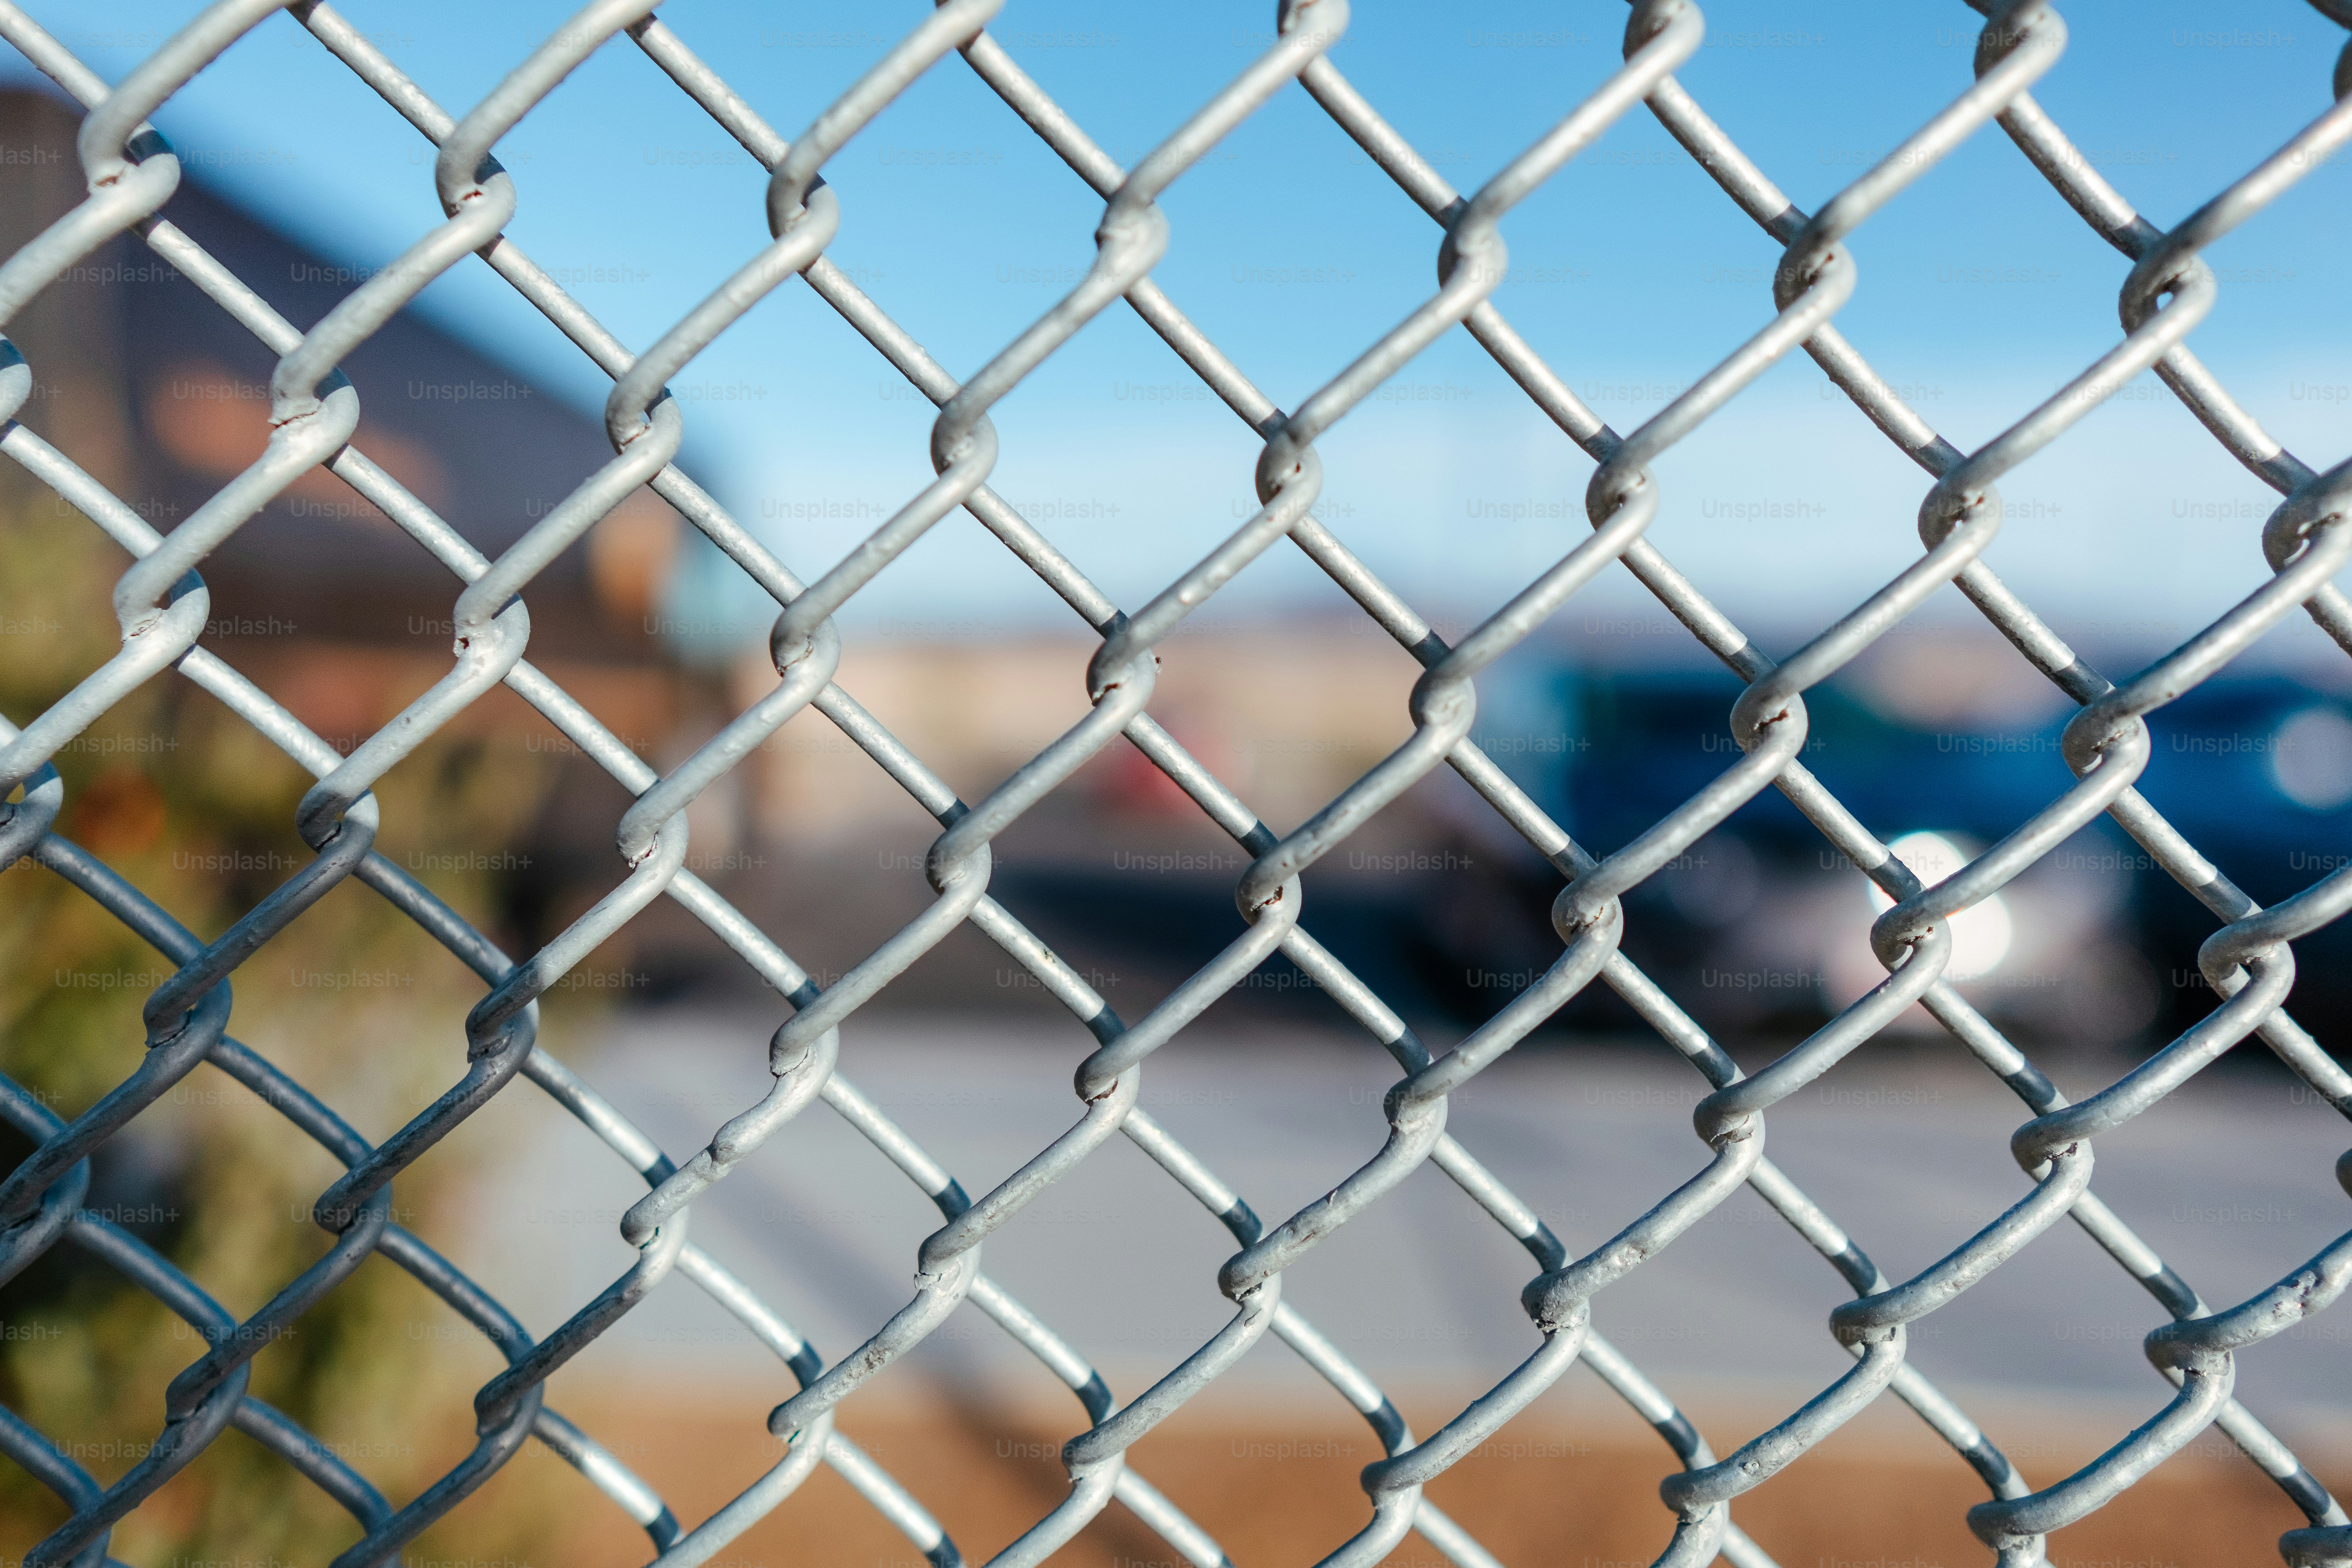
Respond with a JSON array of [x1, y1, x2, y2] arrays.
[[2271, 706, 2352, 812], [1866, 829, 2013, 983]]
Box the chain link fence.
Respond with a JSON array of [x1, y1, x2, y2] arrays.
[[2, 1, 2350, 1565]]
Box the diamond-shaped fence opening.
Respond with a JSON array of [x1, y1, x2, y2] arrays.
[[1, 3, 2350, 1567]]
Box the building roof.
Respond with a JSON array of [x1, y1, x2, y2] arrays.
[[0, 85, 686, 664]]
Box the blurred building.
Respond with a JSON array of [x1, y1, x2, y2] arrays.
[[0, 85, 744, 934], [0, 83, 698, 738]]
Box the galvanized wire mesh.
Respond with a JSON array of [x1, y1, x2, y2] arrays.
[[2, 2, 2350, 1566]]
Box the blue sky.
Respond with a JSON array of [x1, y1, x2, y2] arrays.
[[9, 0, 2350, 662]]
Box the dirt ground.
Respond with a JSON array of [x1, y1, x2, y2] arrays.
[[534, 1379, 2337, 1568]]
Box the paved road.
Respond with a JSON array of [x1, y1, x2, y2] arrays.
[[441, 1007, 2352, 1455]]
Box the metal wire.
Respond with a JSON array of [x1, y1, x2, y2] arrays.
[[0, 2, 2348, 1566]]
